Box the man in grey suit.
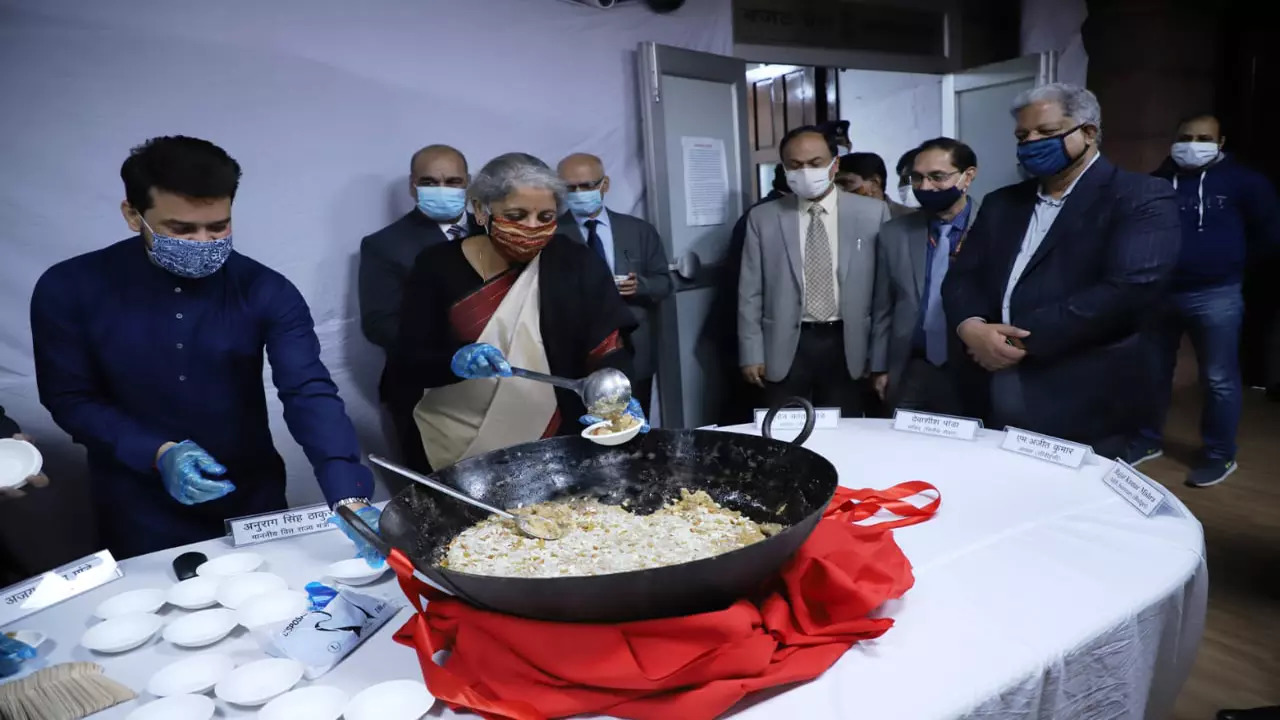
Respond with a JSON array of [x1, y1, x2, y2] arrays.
[[871, 137, 980, 414], [358, 144, 474, 475], [556, 153, 672, 418], [739, 126, 891, 416]]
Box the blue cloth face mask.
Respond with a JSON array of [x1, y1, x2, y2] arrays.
[[1016, 124, 1088, 178], [141, 217, 233, 279], [416, 186, 467, 221], [566, 189, 604, 218], [912, 185, 966, 215]]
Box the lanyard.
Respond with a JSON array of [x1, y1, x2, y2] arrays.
[[928, 220, 971, 260]]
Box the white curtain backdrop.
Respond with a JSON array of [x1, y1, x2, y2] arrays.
[[0, 0, 731, 570]]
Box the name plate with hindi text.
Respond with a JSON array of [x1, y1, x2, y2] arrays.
[[226, 503, 337, 547], [891, 410, 981, 441], [1000, 427, 1090, 468], [753, 407, 840, 431], [0, 550, 122, 627], [1100, 460, 1166, 517]]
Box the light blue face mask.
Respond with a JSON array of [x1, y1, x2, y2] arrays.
[[566, 189, 604, 218], [140, 217, 232, 279], [416, 186, 467, 221]]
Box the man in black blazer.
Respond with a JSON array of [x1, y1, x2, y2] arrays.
[[358, 144, 474, 477], [556, 153, 672, 418], [942, 84, 1181, 457]]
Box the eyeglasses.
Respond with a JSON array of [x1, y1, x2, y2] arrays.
[[909, 170, 962, 187], [565, 177, 606, 193]]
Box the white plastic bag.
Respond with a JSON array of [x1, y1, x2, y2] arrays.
[[265, 588, 400, 679]]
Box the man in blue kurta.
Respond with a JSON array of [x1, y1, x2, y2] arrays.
[[30, 136, 382, 560]]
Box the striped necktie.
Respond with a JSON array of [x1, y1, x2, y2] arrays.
[[446, 224, 466, 241]]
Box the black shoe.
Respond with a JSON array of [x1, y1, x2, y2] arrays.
[[1122, 439, 1163, 467], [1186, 459, 1237, 488], [1218, 707, 1280, 720]]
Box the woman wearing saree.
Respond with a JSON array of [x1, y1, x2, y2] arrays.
[[391, 152, 643, 472]]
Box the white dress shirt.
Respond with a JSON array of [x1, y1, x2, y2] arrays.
[[797, 189, 841, 321], [574, 209, 616, 272], [1001, 153, 1101, 324]]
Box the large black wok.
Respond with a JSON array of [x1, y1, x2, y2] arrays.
[[339, 399, 837, 623]]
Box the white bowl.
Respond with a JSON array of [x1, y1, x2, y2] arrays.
[[0, 438, 42, 490], [343, 679, 435, 720], [94, 588, 167, 620], [146, 653, 235, 697], [260, 685, 348, 720], [167, 576, 220, 610], [581, 419, 643, 446], [126, 693, 215, 720], [215, 572, 287, 610], [196, 552, 263, 578], [325, 558, 389, 586], [162, 608, 238, 647], [236, 589, 308, 629], [214, 657, 305, 706], [80, 613, 163, 653]]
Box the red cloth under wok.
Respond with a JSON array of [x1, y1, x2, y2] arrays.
[[389, 481, 941, 720]]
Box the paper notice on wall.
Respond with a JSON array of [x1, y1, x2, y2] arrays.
[[681, 136, 729, 226]]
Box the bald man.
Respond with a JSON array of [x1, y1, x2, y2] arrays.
[[359, 144, 475, 478], [557, 153, 672, 418]]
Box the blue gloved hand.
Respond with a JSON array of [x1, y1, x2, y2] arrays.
[[304, 582, 339, 612], [158, 440, 236, 505], [328, 505, 386, 569], [0, 635, 36, 678], [451, 343, 512, 380], [579, 397, 650, 433]]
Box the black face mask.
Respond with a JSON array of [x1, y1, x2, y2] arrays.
[[913, 185, 965, 215]]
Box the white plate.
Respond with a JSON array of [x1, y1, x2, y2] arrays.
[[4, 630, 48, 649], [214, 657, 304, 706], [94, 588, 167, 620], [80, 613, 162, 653], [236, 589, 307, 629], [343, 679, 435, 720], [167, 576, 221, 610], [162, 608, 238, 647], [126, 693, 215, 720], [259, 685, 348, 720], [581, 419, 642, 446], [215, 572, 287, 610], [196, 552, 263, 578], [146, 652, 235, 697], [0, 438, 42, 490], [325, 558, 389, 586]]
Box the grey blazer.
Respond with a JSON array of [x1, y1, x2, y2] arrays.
[[558, 210, 672, 380], [870, 198, 980, 403], [738, 192, 891, 382]]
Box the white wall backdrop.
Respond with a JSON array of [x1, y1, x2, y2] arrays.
[[1020, 0, 1089, 87], [0, 0, 731, 570], [837, 70, 943, 183]]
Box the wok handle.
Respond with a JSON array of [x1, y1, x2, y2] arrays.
[[762, 396, 817, 445], [335, 504, 392, 558]]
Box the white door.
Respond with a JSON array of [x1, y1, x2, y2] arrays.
[[942, 53, 1057, 202]]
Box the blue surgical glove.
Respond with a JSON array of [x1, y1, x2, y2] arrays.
[[0, 635, 36, 678], [328, 505, 386, 569], [579, 397, 650, 433], [451, 342, 512, 380], [158, 440, 236, 505], [304, 582, 339, 611]]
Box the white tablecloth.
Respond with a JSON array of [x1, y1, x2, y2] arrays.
[[2, 420, 1206, 719]]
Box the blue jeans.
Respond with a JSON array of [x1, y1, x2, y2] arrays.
[[1139, 283, 1243, 461]]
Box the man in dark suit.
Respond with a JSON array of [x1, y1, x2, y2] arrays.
[[358, 144, 474, 477], [942, 84, 1181, 457], [556, 153, 672, 418]]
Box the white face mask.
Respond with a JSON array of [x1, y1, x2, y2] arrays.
[[785, 160, 835, 200], [1171, 141, 1220, 170], [898, 184, 921, 208]]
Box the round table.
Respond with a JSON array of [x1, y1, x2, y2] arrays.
[[1, 419, 1206, 719]]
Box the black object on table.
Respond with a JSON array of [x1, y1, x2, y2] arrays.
[[171, 551, 207, 581]]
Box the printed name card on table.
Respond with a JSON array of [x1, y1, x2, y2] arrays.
[[753, 407, 840, 431], [1101, 460, 1167, 517], [225, 503, 337, 547], [891, 409, 982, 441], [999, 427, 1091, 468], [0, 550, 122, 627]]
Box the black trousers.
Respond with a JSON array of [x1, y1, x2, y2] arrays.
[[766, 322, 865, 417], [384, 397, 431, 495], [633, 376, 654, 421], [894, 355, 963, 416]]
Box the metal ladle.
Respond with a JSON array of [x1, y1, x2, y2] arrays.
[[508, 366, 632, 420], [368, 455, 564, 541]]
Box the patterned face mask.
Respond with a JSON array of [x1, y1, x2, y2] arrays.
[[488, 216, 557, 263], [140, 216, 233, 279]]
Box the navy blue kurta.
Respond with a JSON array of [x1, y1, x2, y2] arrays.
[[31, 237, 373, 557]]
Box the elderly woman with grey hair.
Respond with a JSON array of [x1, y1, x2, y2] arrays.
[[391, 152, 638, 470]]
